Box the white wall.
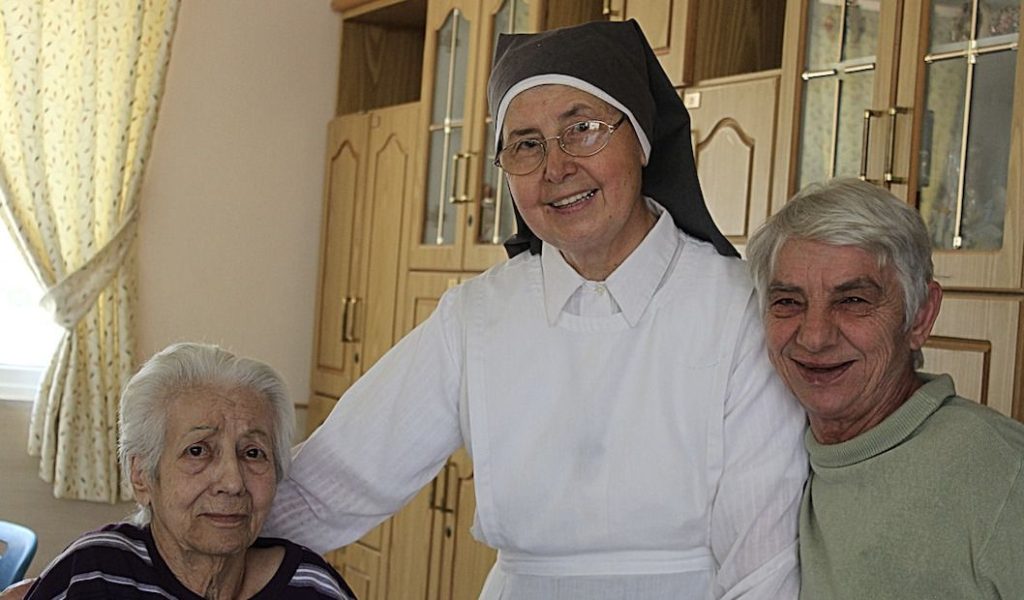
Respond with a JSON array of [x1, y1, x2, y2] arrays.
[[138, 1, 339, 422], [1, 2, 339, 578]]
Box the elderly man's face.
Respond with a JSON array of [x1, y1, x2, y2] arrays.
[[503, 84, 650, 278], [132, 386, 277, 558], [764, 239, 936, 441]]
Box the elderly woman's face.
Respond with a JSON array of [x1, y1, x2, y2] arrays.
[[132, 386, 277, 558], [503, 84, 648, 275]]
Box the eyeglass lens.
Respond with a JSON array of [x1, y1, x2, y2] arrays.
[[497, 119, 617, 175]]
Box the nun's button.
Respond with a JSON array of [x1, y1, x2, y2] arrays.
[[594, 284, 606, 295]]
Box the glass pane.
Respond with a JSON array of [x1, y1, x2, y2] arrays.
[[977, 0, 1019, 44], [797, 77, 838, 190], [422, 127, 464, 246], [444, 127, 462, 244], [475, 0, 530, 247], [960, 49, 1016, 250], [918, 58, 968, 250], [432, 13, 455, 125], [422, 128, 447, 244], [451, 11, 470, 124], [842, 1, 881, 61], [834, 69, 875, 178], [929, 0, 974, 52], [513, 0, 531, 31], [479, 117, 516, 245], [804, 0, 842, 70]]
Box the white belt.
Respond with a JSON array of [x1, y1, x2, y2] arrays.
[[497, 547, 716, 577]]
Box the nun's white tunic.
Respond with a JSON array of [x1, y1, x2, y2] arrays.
[[265, 204, 808, 599]]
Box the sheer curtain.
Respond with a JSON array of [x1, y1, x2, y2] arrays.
[[0, 0, 180, 502]]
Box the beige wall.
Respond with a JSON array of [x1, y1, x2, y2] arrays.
[[1, 2, 339, 578], [137, 1, 339, 423]]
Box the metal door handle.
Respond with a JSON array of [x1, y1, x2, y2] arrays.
[[883, 107, 909, 186], [859, 109, 883, 184], [449, 153, 474, 204], [342, 297, 361, 342]]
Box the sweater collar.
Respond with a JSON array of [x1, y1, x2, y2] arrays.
[[806, 373, 956, 469]]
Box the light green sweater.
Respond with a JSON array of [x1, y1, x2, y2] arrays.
[[799, 374, 1024, 600]]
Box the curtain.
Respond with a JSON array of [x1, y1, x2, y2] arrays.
[[0, 0, 180, 502]]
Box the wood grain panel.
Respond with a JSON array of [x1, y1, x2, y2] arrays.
[[924, 295, 1020, 417]]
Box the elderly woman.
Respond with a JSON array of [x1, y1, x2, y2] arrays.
[[265, 20, 806, 599], [20, 343, 355, 600]]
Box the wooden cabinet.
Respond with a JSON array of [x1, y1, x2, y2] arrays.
[[407, 0, 525, 273], [311, 103, 419, 398], [606, 0, 785, 88], [406, 0, 607, 274], [685, 71, 780, 254], [774, 0, 1024, 417], [776, 0, 1023, 291], [399, 271, 497, 600], [606, 0, 696, 86], [923, 294, 1022, 418]]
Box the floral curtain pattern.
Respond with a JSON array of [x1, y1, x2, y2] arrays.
[[0, 0, 179, 502]]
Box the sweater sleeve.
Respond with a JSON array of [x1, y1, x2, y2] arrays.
[[977, 458, 1024, 598], [262, 289, 466, 553], [710, 292, 808, 600]]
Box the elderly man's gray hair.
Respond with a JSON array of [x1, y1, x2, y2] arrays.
[[746, 178, 933, 366], [118, 342, 294, 524]]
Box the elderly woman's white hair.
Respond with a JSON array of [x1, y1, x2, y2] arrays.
[[746, 178, 934, 368], [118, 342, 294, 524]]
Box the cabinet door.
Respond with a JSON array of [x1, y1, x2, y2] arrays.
[[462, 0, 539, 272], [923, 295, 1022, 418], [432, 449, 497, 600], [686, 73, 779, 254], [353, 102, 420, 372], [781, 0, 903, 193], [312, 114, 371, 397], [607, 0, 695, 87], [408, 0, 485, 272], [306, 393, 338, 438], [894, 0, 1023, 289], [397, 272, 497, 600]]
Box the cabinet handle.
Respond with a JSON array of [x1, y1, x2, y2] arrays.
[[339, 297, 350, 344], [859, 109, 883, 184], [449, 152, 474, 204], [883, 107, 909, 187], [602, 0, 618, 17], [429, 463, 455, 514], [342, 297, 361, 343]]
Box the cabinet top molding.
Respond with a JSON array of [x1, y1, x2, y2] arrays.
[[332, 0, 405, 15]]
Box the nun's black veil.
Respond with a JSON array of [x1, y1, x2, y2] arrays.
[[487, 19, 738, 259]]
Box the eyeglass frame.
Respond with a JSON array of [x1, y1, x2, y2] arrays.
[[493, 114, 628, 176]]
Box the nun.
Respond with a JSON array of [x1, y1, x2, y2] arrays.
[[265, 19, 807, 600]]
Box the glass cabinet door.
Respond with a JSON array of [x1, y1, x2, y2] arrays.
[[916, 0, 1019, 252], [796, 0, 889, 190], [423, 7, 474, 249], [463, 0, 535, 271], [410, 0, 484, 272]]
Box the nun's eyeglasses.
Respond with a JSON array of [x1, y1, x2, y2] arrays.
[[494, 114, 627, 176]]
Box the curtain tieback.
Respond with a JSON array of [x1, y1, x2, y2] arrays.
[[40, 208, 140, 329]]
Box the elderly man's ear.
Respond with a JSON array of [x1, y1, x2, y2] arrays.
[[0, 579, 34, 600], [909, 281, 944, 351]]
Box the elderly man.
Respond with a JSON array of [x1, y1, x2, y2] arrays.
[[746, 177, 1024, 599]]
